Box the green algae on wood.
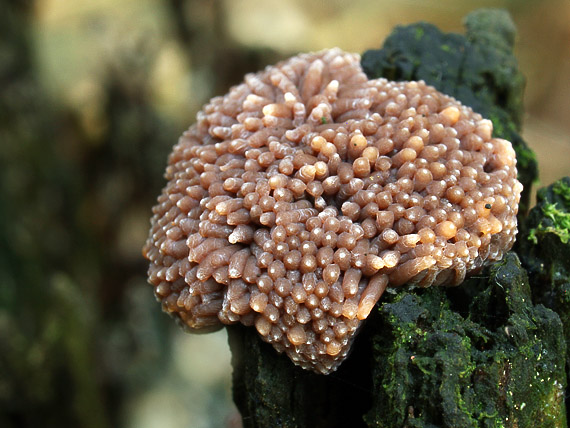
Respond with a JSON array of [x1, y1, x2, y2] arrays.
[[519, 177, 570, 421], [519, 177, 570, 299], [366, 253, 566, 428], [527, 178, 570, 245]]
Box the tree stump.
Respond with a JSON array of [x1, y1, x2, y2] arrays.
[[227, 9, 567, 428]]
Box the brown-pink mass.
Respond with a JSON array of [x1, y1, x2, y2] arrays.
[[143, 48, 522, 374]]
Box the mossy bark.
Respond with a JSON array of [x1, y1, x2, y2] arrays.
[[518, 177, 570, 419], [365, 253, 566, 427], [228, 9, 567, 428]]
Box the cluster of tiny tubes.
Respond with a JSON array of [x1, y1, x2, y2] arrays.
[[143, 48, 522, 374]]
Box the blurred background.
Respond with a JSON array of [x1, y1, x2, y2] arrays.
[[1, 0, 568, 427]]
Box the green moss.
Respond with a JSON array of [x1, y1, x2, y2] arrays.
[[553, 180, 570, 204], [366, 253, 566, 428], [522, 177, 570, 248], [414, 26, 425, 40], [528, 203, 570, 244], [518, 177, 570, 423]]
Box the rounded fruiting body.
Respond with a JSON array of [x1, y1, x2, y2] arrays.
[[143, 48, 521, 374]]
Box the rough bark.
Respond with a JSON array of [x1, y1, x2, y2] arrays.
[[518, 176, 570, 421]]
